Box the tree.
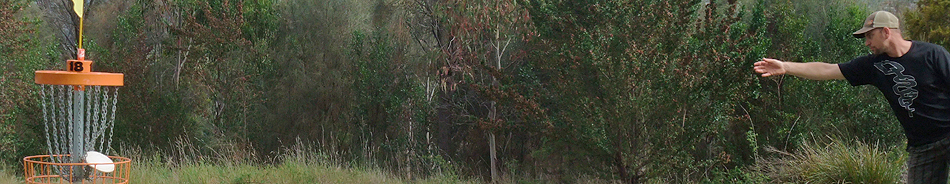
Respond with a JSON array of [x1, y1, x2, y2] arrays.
[[436, 0, 536, 182], [518, 0, 773, 182], [167, 0, 277, 155], [35, 0, 108, 60], [0, 0, 32, 54], [101, 0, 279, 157], [905, 0, 950, 48], [0, 0, 39, 170], [258, 0, 352, 160]]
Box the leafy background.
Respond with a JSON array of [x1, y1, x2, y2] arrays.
[[2, 0, 949, 183]]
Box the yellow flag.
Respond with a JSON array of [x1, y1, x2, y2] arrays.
[[73, 0, 83, 18]]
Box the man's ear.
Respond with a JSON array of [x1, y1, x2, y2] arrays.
[[882, 27, 891, 38]]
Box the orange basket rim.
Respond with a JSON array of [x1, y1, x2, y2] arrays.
[[34, 70, 124, 86], [23, 155, 132, 166]]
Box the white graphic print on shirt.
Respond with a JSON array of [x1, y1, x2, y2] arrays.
[[874, 60, 919, 117]]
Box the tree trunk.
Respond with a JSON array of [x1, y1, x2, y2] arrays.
[[489, 132, 498, 183], [615, 151, 630, 183]]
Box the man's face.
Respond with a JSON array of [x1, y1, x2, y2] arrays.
[[864, 28, 887, 55]]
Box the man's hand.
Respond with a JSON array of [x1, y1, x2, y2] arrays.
[[753, 58, 786, 77]]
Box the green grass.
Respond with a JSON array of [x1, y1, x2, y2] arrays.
[[132, 160, 471, 184], [133, 160, 390, 184], [4, 160, 471, 184], [755, 139, 905, 183], [5, 140, 906, 184], [130, 156, 474, 184], [4, 154, 472, 184]]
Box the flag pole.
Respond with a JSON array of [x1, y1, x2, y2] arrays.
[[74, 0, 84, 54]]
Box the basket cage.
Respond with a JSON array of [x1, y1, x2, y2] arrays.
[[31, 84, 122, 183], [23, 155, 131, 184]]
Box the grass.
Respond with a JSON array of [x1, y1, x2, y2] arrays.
[[5, 156, 472, 184], [755, 139, 905, 183], [1, 169, 18, 184], [6, 139, 907, 184], [131, 158, 473, 184], [133, 159, 394, 184], [6, 158, 471, 184], [7, 142, 474, 184], [122, 139, 476, 184]]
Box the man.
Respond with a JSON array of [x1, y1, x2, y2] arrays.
[[753, 11, 950, 183]]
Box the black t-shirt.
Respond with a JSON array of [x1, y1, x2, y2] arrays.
[[839, 41, 950, 146]]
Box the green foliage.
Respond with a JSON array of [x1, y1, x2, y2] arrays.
[[755, 139, 905, 183], [824, 6, 871, 59], [0, 0, 923, 182], [350, 29, 415, 162], [513, 0, 775, 182], [0, 1, 30, 168], [256, 0, 354, 159], [106, 0, 194, 150], [759, 2, 901, 151], [428, 1, 542, 181], [347, 27, 449, 178], [905, 0, 950, 48], [0, 0, 59, 171], [102, 0, 281, 154], [0, 0, 31, 54], [704, 167, 769, 184]]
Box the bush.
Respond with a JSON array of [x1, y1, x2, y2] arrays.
[[905, 0, 950, 49], [755, 139, 905, 183], [1, 0, 59, 171]]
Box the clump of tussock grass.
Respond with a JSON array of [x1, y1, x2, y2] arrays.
[[754, 139, 905, 183], [0, 169, 19, 184]]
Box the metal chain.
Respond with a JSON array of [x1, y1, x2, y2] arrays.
[[90, 86, 98, 151], [101, 86, 111, 154], [53, 85, 66, 174], [40, 85, 54, 163], [55, 85, 67, 173], [106, 87, 118, 155], [67, 86, 74, 162], [59, 85, 68, 161], [96, 86, 106, 153], [85, 86, 92, 152], [94, 86, 103, 152], [38, 84, 121, 176], [67, 85, 72, 160], [56, 85, 67, 162], [89, 86, 98, 152], [52, 86, 61, 164]]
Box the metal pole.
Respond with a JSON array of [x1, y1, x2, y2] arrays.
[[71, 88, 85, 182]]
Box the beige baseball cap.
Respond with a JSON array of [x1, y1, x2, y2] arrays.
[[852, 11, 900, 38]]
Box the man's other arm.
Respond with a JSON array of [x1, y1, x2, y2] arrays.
[[754, 58, 845, 80]]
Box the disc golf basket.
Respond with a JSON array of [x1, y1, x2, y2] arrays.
[[23, 49, 131, 184]]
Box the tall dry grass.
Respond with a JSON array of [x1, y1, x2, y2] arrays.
[[131, 158, 404, 184], [0, 169, 19, 184], [755, 139, 905, 183], [122, 138, 474, 184]]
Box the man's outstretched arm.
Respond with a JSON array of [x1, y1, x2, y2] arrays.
[[753, 58, 845, 80]]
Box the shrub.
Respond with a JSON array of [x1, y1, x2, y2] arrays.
[[904, 0, 950, 49], [755, 139, 905, 183]]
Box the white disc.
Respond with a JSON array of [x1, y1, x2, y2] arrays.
[[85, 151, 115, 173]]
